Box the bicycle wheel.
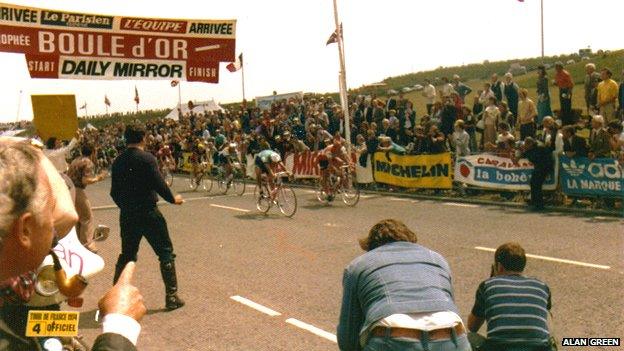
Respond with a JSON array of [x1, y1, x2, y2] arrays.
[[231, 168, 246, 196], [188, 171, 198, 190], [162, 166, 173, 187], [315, 178, 329, 204], [340, 174, 360, 207], [277, 186, 297, 217], [254, 185, 271, 213], [215, 169, 229, 195]]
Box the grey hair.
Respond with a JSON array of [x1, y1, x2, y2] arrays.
[[592, 115, 605, 126], [585, 63, 596, 70], [0, 141, 49, 247]]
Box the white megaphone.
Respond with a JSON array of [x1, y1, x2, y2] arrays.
[[27, 227, 105, 307]]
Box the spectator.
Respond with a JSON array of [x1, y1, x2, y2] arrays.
[[562, 125, 588, 158], [422, 79, 437, 115], [606, 121, 624, 161], [517, 88, 537, 140], [467, 242, 552, 351], [440, 97, 458, 142], [409, 125, 428, 155], [518, 137, 554, 211], [337, 219, 470, 351], [619, 69, 624, 119], [440, 77, 456, 98], [0, 139, 145, 351], [588, 115, 611, 159], [452, 120, 471, 156], [490, 73, 504, 102], [478, 83, 496, 107], [584, 63, 601, 115], [67, 144, 108, 253], [463, 106, 478, 152], [539, 116, 563, 155], [377, 136, 406, 158], [472, 93, 484, 117], [499, 101, 515, 131], [482, 97, 500, 147], [596, 68, 619, 122], [44, 132, 80, 173], [553, 62, 575, 126], [452, 74, 473, 103], [536, 65, 553, 125], [427, 125, 447, 154], [503, 72, 520, 118]]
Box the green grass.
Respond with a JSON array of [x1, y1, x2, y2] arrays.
[[382, 50, 624, 118]]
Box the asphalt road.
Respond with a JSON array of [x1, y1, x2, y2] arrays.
[[73, 176, 623, 351]]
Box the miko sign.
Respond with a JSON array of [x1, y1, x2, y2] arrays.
[[0, 3, 236, 83]]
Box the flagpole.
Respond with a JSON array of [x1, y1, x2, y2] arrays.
[[85, 103, 88, 118], [241, 59, 246, 102], [540, 0, 544, 58], [15, 89, 22, 123], [332, 0, 350, 155]]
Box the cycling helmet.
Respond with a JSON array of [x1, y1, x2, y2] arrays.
[[270, 153, 281, 163]]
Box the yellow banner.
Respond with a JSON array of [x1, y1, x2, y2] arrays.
[[373, 152, 453, 189], [31, 94, 78, 141], [25, 310, 79, 337]]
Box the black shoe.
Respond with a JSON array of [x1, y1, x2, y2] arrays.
[[165, 294, 185, 311]]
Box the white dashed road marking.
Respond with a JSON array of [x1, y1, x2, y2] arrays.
[[474, 246, 611, 270], [229, 296, 281, 316], [285, 318, 337, 343], [209, 204, 250, 212], [443, 202, 478, 208]]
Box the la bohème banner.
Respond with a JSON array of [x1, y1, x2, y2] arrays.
[[559, 156, 623, 197], [373, 152, 453, 189], [0, 3, 235, 82], [454, 154, 557, 191]]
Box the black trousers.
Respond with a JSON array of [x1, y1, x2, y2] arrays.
[[530, 167, 552, 208], [116, 207, 175, 272], [559, 88, 574, 125], [520, 123, 535, 140]]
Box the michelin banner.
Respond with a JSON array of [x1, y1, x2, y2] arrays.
[[373, 152, 452, 189], [559, 156, 623, 197], [454, 154, 557, 191]]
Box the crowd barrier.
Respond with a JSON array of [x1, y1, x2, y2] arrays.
[[174, 151, 622, 199]]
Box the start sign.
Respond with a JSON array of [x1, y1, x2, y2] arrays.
[[26, 310, 80, 337]]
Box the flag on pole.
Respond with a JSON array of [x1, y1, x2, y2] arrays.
[[171, 80, 179, 87], [104, 95, 111, 106], [226, 53, 243, 72], [79, 103, 87, 110], [326, 23, 343, 45], [134, 86, 140, 104]]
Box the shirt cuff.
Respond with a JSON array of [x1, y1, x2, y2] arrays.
[[101, 313, 141, 346]]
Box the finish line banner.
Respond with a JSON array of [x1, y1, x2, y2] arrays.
[[560, 156, 623, 197], [373, 152, 452, 189], [0, 3, 235, 82], [455, 154, 557, 191]]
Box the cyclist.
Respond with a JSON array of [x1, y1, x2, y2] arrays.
[[254, 149, 288, 198], [318, 135, 350, 201], [189, 138, 206, 184], [157, 143, 174, 172], [218, 141, 239, 188]]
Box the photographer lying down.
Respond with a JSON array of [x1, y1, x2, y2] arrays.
[[0, 138, 146, 351]]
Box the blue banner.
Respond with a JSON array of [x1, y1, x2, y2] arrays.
[[559, 156, 623, 197]]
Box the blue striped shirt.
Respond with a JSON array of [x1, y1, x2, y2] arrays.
[[472, 274, 551, 347]]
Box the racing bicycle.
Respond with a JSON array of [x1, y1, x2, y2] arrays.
[[254, 171, 297, 217], [188, 161, 211, 192], [211, 159, 246, 196], [315, 164, 360, 206]]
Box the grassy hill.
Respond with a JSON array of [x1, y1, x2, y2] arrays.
[[366, 50, 623, 117]]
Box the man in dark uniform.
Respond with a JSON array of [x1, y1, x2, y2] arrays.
[[110, 124, 185, 311], [519, 137, 554, 211]]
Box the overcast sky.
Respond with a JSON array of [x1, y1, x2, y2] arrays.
[[0, 0, 621, 122]]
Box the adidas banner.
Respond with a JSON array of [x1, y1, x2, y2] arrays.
[[455, 154, 558, 191], [559, 156, 623, 197]]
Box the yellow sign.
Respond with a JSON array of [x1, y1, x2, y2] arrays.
[[373, 152, 453, 189], [31, 95, 78, 142], [25, 310, 80, 337]]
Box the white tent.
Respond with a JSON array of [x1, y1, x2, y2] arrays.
[[164, 99, 225, 120]]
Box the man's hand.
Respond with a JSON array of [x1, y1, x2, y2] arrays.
[[174, 194, 184, 205], [99, 262, 146, 322]]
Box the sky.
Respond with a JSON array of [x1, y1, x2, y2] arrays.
[[0, 0, 621, 122]]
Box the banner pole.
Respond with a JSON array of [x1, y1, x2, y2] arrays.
[[241, 63, 246, 102], [540, 0, 545, 59], [178, 82, 182, 110], [332, 0, 350, 155]]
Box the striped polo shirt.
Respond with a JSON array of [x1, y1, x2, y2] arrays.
[[471, 274, 551, 347]]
